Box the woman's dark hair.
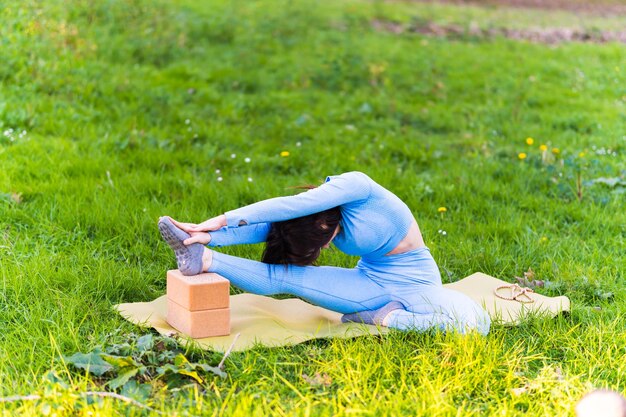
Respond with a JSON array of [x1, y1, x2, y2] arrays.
[[262, 206, 342, 266]]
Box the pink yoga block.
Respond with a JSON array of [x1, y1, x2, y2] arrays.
[[167, 298, 231, 338], [166, 269, 230, 311]]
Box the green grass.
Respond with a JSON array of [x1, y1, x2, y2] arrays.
[[1, 0, 625, 415]]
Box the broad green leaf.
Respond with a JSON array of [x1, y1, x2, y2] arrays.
[[178, 369, 204, 384], [157, 364, 179, 375], [174, 354, 191, 367], [136, 334, 154, 351], [164, 374, 188, 389], [101, 354, 140, 369], [63, 351, 113, 376], [107, 368, 139, 390], [121, 380, 152, 401], [143, 351, 158, 366], [195, 363, 227, 378], [157, 351, 176, 362], [44, 371, 70, 389], [105, 343, 132, 356]]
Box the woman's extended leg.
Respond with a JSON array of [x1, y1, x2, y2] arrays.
[[383, 288, 491, 335], [208, 251, 392, 314]]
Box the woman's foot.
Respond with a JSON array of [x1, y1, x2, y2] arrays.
[[202, 247, 213, 273], [341, 301, 404, 326], [158, 217, 205, 276]]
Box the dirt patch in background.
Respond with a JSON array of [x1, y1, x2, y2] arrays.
[[410, 0, 626, 16], [375, 0, 626, 44], [372, 20, 626, 44]]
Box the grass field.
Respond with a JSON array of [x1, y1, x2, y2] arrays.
[[1, 0, 625, 415]]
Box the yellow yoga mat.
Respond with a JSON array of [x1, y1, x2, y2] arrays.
[[114, 272, 570, 352], [446, 272, 570, 324], [115, 293, 387, 352]]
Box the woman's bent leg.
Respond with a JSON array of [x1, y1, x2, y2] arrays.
[[208, 251, 391, 314], [384, 288, 491, 335]]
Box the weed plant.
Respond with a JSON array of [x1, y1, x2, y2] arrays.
[[0, 0, 625, 415]]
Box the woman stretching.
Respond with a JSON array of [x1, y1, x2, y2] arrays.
[[158, 171, 490, 335]]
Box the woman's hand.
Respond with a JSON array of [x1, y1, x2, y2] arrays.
[[183, 231, 212, 245], [165, 215, 227, 233]]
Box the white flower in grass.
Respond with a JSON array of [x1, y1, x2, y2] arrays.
[[247, 177, 253, 182], [215, 169, 221, 174], [185, 119, 190, 125], [244, 157, 251, 163], [296, 141, 302, 147], [217, 177, 223, 182], [230, 153, 236, 159]]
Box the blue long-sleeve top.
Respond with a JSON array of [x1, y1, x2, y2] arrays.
[[209, 171, 415, 259]]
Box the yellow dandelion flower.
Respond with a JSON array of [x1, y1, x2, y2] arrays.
[[518, 152, 527, 160], [579, 152, 585, 158], [539, 144, 548, 151], [368, 63, 387, 76], [526, 137, 534, 145], [540, 236, 548, 243], [280, 151, 290, 157], [551, 148, 560, 154], [438, 207, 447, 213]]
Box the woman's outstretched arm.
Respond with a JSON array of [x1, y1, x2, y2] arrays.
[[165, 171, 372, 244], [165, 217, 270, 246], [208, 223, 271, 247], [224, 171, 372, 227]]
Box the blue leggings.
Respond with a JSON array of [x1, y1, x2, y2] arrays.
[[207, 226, 490, 335]]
